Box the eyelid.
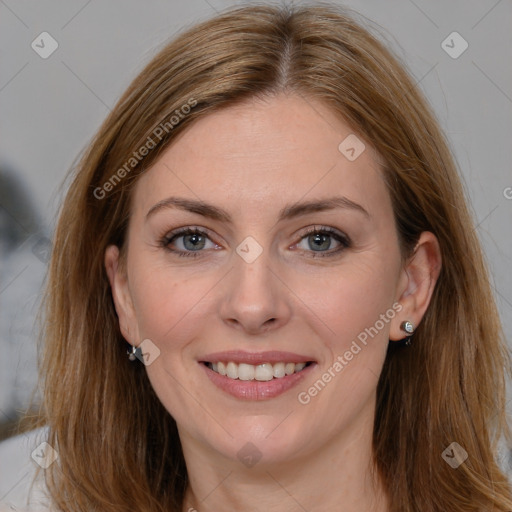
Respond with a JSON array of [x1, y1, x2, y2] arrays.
[[162, 225, 217, 243], [296, 225, 350, 243], [291, 225, 351, 256], [161, 226, 221, 253]]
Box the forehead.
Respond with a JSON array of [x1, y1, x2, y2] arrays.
[[132, 94, 389, 221]]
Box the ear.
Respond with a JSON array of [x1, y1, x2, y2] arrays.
[[390, 231, 442, 341], [105, 244, 139, 344]]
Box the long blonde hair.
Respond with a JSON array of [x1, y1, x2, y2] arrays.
[[37, 3, 511, 511]]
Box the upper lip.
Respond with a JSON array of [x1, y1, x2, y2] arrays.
[[199, 350, 316, 365]]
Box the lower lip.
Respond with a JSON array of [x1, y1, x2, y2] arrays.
[[200, 362, 316, 401]]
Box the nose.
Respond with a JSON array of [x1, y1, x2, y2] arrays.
[[219, 249, 292, 335]]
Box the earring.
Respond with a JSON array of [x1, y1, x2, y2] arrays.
[[127, 345, 138, 361], [398, 320, 414, 346], [400, 321, 414, 335]]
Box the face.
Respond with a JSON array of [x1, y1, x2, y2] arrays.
[[106, 93, 425, 469]]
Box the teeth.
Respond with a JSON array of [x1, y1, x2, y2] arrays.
[[255, 363, 274, 381], [238, 363, 255, 381], [285, 362, 295, 375], [207, 361, 309, 381], [226, 362, 238, 379], [273, 362, 285, 378], [217, 362, 227, 376]]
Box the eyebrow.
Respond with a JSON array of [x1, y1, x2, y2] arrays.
[[145, 195, 370, 223]]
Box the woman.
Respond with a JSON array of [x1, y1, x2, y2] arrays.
[[11, 3, 512, 511]]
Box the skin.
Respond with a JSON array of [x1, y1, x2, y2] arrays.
[[105, 93, 441, 512]]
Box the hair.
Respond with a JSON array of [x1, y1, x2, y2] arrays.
[[34, 3, 511, 511]]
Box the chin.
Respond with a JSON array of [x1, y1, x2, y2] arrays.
[[210, 416, 316, 468]]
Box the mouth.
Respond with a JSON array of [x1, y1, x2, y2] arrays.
[[198, 351, 317, 400], [203, 361, 313, 381]]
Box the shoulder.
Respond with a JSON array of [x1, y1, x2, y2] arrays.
[[0, 426, 54, 511]]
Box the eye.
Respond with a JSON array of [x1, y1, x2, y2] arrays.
[[160, 225, 350, 259], [294, 226, 350, 257], [160, 227, 219, 258]]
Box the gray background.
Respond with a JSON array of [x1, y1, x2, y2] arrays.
[[1, 0, 511, 430]]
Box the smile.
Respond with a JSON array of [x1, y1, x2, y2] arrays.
[[199, 351, 317, 400], [204, 361, 312, 381]]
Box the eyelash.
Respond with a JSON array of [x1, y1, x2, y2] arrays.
[[159, 226, 351, 259]]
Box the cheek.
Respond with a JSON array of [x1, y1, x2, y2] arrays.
[[302, 259, 399, 350], [297, 258, 398, 411], [128, 260, 217, 349], [293, 268, 395, 427]]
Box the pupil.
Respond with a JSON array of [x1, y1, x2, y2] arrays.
[[310, 233, 330, 251], [185, 233, 205, 250]]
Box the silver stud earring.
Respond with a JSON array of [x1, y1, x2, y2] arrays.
[[398, 320, 414, 346], [400, 321, 414, 335]]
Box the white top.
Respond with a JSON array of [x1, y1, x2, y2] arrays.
[[0, 427, 53, 511]]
